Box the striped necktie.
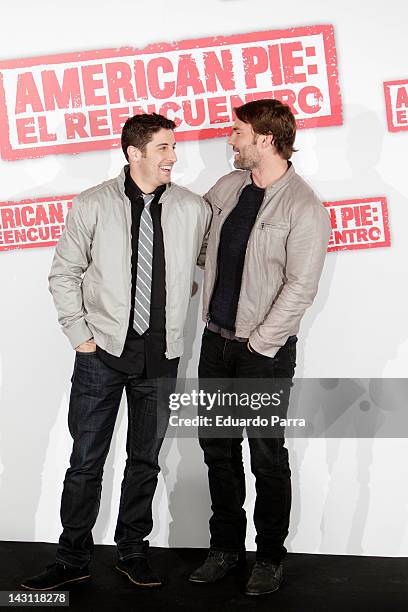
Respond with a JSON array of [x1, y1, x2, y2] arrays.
[[133, 193, 154, 335]]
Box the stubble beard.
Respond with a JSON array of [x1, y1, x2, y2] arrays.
[[233, 145, 260, 170], [233, 154, 259, 170]]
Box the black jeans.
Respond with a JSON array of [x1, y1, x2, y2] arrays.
[[198, 328, 296, 564], [56, 351, 177, 568]]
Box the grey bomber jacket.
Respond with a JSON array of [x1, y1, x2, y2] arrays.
[[49, 166, 211, 359], [202, 164, 332, 357]]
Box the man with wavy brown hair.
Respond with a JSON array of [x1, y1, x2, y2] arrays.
[[190, 99, 331, 596]]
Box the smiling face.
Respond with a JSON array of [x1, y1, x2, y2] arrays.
[[128, 128, 177, 192], [228, 118, 261, 170]]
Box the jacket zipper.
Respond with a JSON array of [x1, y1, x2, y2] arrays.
[[124, 193, 133, 320], [206, 205, 223, 322]]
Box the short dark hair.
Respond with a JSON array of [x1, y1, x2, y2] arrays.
[[121, 113, 176, 160], [234, 99, 297, 160]]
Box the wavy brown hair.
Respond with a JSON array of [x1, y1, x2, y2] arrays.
[[235, 99, 297, 160]]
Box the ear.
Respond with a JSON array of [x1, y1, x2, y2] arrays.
[[127, 145, 142, 163], [263, 134, 274, 149]]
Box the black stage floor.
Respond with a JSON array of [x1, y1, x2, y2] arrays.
[[0, 542, 407, 611]]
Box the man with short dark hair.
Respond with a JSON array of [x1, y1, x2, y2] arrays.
[[22, 113, 211, 591], [189, 99, 331, 595]]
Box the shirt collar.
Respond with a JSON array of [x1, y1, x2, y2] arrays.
[[124, 166, 166, 202]]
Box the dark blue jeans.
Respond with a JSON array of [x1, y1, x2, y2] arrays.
[[56, 351, 177, 568], [198, 328, 296, 564]]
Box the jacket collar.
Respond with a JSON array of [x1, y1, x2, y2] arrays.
[[238, 161, 296, 194], [117, 164, 172, 202], [264, 161, 295, 195]]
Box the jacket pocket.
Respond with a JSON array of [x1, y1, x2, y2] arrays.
[[259, 222, 289, 236], [256, 223, 289, 263]]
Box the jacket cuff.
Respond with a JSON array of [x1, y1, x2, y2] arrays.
[[64, 319, 93, 349], [248, 330, 281, 359]]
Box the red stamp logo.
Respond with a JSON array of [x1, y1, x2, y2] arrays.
[[0, 196, 73, 251], [324, 198, 390, 252], [384, 79, 408, 132], [1, 194, 390, 255], [0, 25, 342, 160]]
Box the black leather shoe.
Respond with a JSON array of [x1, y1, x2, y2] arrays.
[[115, 557, 162, 588], [21, 563, 91, 591], [245, 561, 283, 596], [189, 550, 245, 583]]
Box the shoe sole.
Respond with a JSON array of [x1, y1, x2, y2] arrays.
[[115, 565, 162, 588], [244, 580, 283, 596], [20, 575, 91, 591]]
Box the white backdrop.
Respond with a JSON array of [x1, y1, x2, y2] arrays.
[[1, 0, 408, 557]]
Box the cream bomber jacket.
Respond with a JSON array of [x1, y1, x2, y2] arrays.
[[49, 166, 211, 359], [202, 165, 332, 357]]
